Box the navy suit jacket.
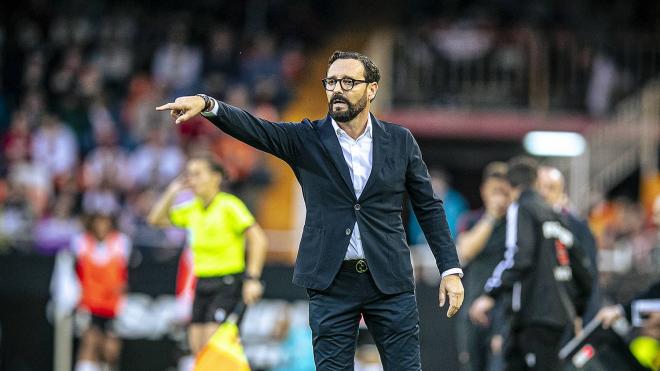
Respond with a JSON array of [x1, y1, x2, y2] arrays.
[[206, 101, 460, 294]]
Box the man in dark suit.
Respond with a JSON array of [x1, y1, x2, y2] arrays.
[[157, 50, 464, 370]]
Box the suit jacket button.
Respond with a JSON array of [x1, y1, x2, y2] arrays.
[[345, 228, 351, 235], [354, 204, 361, 211]]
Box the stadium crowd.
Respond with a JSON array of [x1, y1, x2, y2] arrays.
[[0, 11, 309, 254]]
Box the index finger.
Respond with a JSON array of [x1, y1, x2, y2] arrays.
[[156, 102, 178, 111]]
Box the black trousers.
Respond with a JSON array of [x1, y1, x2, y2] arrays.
[[504, 325, 565, 371], [307, 267, 421, 371]]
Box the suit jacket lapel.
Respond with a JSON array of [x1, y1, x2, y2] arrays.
[[317, 116, 355, 197], [359, 114, 390, 201]]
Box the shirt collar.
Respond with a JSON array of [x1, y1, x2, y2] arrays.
[[331, 115, 373, 140]]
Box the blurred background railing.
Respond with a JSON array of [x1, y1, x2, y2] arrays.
[[391, 27, 660, 115], [545, 79, 660, 213]]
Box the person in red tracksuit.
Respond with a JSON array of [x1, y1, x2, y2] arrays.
[[72, 212, 131, 371]]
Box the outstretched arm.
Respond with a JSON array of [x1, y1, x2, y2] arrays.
[[157, 95, 298, 163]]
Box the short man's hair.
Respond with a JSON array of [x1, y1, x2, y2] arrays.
[[190, 155, 226, 177], [482, 161, 508, 183], [507, 156, 538, 188], [328, 51, 381, 84]]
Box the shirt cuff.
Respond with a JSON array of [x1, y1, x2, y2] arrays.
[[441, 268, 464, 278], [201, 97, 220, 117]]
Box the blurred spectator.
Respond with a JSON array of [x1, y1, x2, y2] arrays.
[[648, 195, 660, 266], [537, 166, 601, 321], [5, 116, 51, 217], [31, 113, 78, 188], [82, 187, 121, 217], [82, 126, 131, 192], [1, 111, 32, 171], [202, 27, 238, 99], [34, 193, 82, 255], [636, 195, 660, 273], [590, 195, 659, 307], [93, 16, 136, 91], [241, 34, 281, 86], [50, 47, 84, 101], [429, 169, 469, 237], [408, 168, 468, 242], [129, 125, 185, 190], [431, 19, 494, 62], [0, 180, 35, 249], [279, 45, 306, 84], [20, 89, 48, 128], [152, 22, 202, 96], [455, 162, 510, 371], [120, 75, 164, 145], [586, 52, 620, 118], [599, 198, 647, 274], [22, 52, 47, 92], [240, 34, 289, 108]]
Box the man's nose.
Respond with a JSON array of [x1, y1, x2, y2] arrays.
[[331, 84, 344, 93]]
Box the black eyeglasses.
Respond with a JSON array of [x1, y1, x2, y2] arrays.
[[321, 77, 370, 91]]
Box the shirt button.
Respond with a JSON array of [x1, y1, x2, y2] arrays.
[[354, 204, 361, 211], [345, 228, 351, 235]]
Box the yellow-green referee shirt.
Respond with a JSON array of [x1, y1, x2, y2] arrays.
[[169, 192, 256, 278]]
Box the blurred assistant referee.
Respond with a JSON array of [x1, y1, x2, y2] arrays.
[[148, 156, 268, 355]]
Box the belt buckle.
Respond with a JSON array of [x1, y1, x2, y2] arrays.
[[355, 259, 368, 273]]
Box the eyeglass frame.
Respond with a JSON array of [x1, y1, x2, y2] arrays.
[[321, 77, 371, 91]]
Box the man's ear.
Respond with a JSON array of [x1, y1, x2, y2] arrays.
[[368, 82, 379, 102]]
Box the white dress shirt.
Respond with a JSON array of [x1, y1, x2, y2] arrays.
[[331, 118, 373, 260], [204, 99, 462, 278]]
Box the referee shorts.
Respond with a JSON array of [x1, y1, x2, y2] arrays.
[[192, 274, 243, 324]]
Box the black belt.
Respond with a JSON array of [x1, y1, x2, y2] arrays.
[[341, 259, 369, 273]]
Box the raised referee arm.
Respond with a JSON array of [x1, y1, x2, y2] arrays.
[[147, 175, 187, 227]]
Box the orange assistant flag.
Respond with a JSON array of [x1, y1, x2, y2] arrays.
[[194, 303, 250, 371]]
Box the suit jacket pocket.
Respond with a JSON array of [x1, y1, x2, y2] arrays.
[[295, 225, 325, 274], [387, 233, 414, 280]]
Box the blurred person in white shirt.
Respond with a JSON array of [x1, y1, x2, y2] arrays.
[[31, 113, 78, 187], [129, 124, 184, 190], [152, 22, 202, 95], [82, 126, 131, 191]]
